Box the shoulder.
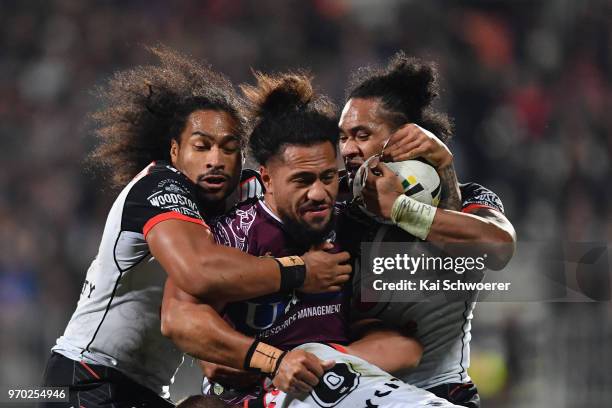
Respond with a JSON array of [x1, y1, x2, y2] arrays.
[[209, 198, 261, 248], [121, 161, 206, 234], [459, 182, 505, 214]]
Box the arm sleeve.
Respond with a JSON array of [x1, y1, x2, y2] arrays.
[[459, 183, 505, 214], [121, 169, 209, 237]]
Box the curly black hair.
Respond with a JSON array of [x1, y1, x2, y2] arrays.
[[241, 71, 338, 165], [346, 51, 453, 143], [90, 45, 246, 188]]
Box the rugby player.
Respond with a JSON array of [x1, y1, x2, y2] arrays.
[[338, 52, 517, 407], [41, 47, 350, 408], [162, 73, 462, 408]]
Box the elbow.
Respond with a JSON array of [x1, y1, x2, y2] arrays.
[[160, 298, 182, 340], [405, 341, 424, 369], [170, 258, 215, 300], [483, 227, 516, 271]]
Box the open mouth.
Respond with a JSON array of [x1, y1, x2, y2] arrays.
[[345, 161, 362, 177], [200, 175, 227, 191], [300, 204, 331, 219]]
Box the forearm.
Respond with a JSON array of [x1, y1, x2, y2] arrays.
[[427, 209, 511, 243], [177, 246, 282, 304], [148, 220, 282, 303], [426, 209, 516, 269], [161, 295, 253, 368], [437, 164, 462, 211], [391, 197, 516, 269], [346, 327, 423, 373]]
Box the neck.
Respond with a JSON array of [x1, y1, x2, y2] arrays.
[[263, 191, 280, 218], [199, 198, 225, 218]]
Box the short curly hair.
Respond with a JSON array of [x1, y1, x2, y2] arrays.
[[346, 51, 453, 143], [90, 45, 246, 188], [241, 71, 338, 165]]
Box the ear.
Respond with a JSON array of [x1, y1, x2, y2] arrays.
[[170, 139, 179, 166], [259, 165, 273, 194]]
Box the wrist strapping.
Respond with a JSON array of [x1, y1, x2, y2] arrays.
[[243, 340, 285, 375], [275, 256, 306, 292], [391, 195, 437, 240]]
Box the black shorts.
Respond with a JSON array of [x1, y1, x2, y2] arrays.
[[40, 352, 174, 408], [426, 382, 480, 408]]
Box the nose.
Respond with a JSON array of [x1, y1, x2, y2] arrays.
[[307, 179, 327, 203], [340, 138, 360, 160], [206, 145, 224, 169]]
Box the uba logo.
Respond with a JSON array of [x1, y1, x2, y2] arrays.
[[227, 298, 287, 334]]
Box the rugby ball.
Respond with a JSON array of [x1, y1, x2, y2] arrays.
[[352, 157, 441, 223]]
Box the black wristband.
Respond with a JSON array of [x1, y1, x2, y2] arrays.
[[275, 256, 307, 292], [243, 340, 261, 372], [271, 350, 288, 378]]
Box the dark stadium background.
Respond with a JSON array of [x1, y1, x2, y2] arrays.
[[1, 1, 610, 406]]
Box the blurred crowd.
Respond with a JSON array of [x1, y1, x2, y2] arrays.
[[0, 1, 610, 406]]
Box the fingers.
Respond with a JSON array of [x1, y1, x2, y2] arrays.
[[302, 355, 325, 378], [290, 379, 314, 394], [295, 368, 320, 388], [332, 251, 351, 264], [384, 124, 420, 153], [321, 359, 336, 370], [364, 161, 394, 189], [336, 264, 352, 275], [310, 241, 334, 251], [384, 138, 423, 161]]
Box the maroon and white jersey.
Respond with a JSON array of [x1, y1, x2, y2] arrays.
[[211, 198, 351, 350]]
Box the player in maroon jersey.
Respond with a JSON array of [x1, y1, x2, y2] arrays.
[[41, 46, 351, 408], [160, 72, 423, 403]]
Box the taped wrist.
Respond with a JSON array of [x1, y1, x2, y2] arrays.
[[275, 256, 306, 292], [243, 340, 285, 375], [391, 195, 436, 240]]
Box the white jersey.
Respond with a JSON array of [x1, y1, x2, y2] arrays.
[[260, 343, 462, 408], [52, 161, 262, 397], [345, 182, 505, 390]]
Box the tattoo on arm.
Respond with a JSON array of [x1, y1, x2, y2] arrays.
[[438, 165, 462, 211]]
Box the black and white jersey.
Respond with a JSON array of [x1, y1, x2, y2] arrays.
[[260, 343, 462, 408], [343, 181, 506, 391], [393, 182, 505, 390], [52, 161, 261, 397]]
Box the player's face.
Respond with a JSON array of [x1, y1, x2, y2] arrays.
[[263, 142, 339, 239], [338, 98, 393, 185], [171, 109, 242, 204]]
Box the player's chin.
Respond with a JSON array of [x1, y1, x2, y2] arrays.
[[199, 186, 229, 202], [300, 209, 332, 229]]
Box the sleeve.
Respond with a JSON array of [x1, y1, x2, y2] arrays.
[[237, 168, 265, 202], [122, 169, 209, 238], [459, 182, 505, 214]]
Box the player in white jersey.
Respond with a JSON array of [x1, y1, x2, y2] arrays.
[[258, 343, 461, 408], [41, 46, 350, 408], [337, 52, 517, 407]]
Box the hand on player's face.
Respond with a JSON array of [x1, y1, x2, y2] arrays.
[[272, 349, 335, 395], [171, 109, 243, 204], [338, 98, 393, 184], [265, 143, 339, 233], [381, 123, 453, 169]]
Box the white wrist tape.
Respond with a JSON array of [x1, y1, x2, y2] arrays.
[[390, 195, 436, 240]]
